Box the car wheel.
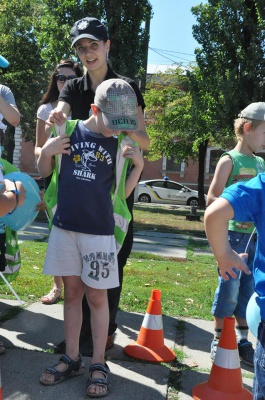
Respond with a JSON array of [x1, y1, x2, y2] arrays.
[[138, 193, 151, 203], [187, 198, 199, 207]]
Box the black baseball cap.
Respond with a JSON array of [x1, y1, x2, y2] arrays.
[[70, 17, 108, 47]]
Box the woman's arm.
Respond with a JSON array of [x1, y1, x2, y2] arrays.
[[45, 101, 71, 137]]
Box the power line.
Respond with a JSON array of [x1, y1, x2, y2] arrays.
[[148, 47, 195, 64], [150, 47, 196, 57]]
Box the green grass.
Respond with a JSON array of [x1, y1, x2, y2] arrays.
[[133, 204, 206, 236], [0, 206, 215, 400], [0, 207, 216, 320]]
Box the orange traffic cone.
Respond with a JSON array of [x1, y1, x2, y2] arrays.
[[192, 317, 252, 399], [124, 289, 175, 362]]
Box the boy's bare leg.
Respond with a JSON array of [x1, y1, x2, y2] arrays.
[[86, 287, 109, 396], [64, 276, 84, 359], [40, 275, 84, 383]]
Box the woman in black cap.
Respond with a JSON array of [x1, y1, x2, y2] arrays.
[[43, 16, 149, 398]]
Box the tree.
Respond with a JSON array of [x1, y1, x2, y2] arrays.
[[145, 0, 265, 208], [192, 0, 265, 142], [35, 0, 152, 79], [144, 66, 213, 208], [0, 0, 46, 161], [0, 0, 152, 163]]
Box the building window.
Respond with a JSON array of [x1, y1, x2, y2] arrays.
[[163, 156, 185, 177], [166, 157, 181, 172], [209, 149, 224, 174]]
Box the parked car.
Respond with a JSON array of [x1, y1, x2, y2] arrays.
[[137, 179, 205, 206]]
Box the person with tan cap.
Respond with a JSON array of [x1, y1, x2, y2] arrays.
[[207, 102, 265, 367], [38, 78, 144, 397]]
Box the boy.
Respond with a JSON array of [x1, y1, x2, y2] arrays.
[[38, 79, 144, 398], [207, 102, 265, 366], [205, 170, 265, 399]]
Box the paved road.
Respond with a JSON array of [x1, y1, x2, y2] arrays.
[[0, 221, 253, 399]]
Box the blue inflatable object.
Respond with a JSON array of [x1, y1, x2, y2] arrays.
[[0, 55, 9, 68], [0, 172, 40, 231], [246, 292, 261, 339]]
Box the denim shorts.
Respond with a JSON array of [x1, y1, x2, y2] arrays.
[[253, 321, 265, 399], [211, 230, 256, 319]]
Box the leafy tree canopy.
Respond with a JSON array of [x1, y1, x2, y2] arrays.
[[0, 0, 152, 161]]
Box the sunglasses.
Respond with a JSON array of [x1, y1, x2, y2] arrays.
[[56, 74, 76, 82]]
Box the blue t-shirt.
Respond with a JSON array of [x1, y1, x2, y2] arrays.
[[221, 173, 265, 319], [53, 121, 118, 235]]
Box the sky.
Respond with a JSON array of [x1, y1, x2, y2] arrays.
[[147, 0, 207, 70]]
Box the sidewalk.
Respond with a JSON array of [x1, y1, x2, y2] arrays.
[[0, 221, 252, 399]]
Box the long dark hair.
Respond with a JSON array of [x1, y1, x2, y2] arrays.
[[40, 59, 83, 105]]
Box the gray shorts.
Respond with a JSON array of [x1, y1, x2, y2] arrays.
[[43, 226, 119, 289]]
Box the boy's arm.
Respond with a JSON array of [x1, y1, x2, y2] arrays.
[[122, 145, 144, 198], [204, 197, 251, 280], [37, 134, 71, 178], [123, 107, 150, 150], [207, 155, 233, 206]]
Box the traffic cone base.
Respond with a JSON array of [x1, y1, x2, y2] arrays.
[[124, 290, 175, 363], [124, 341, 175, 363], [192, 381, 252, 400]]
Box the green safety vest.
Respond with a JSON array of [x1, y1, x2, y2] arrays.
[[44, 120, 133, 253]]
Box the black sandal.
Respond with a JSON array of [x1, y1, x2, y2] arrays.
[[86, 363, 110, 398], [40, 354, 84, 386]]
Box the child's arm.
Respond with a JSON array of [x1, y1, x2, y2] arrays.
[[37, 133, 70, 178], [204, 197, 251, 280], [0, 180, 26, 216], [207, 155, 233, 206], [123, 107, 150, 150], [122, 144, 144, 198]]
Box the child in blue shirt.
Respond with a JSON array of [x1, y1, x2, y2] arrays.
[[205, 172, 265, 398]]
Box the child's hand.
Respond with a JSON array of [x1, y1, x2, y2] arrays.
[[122, 144, 144, 169], [42, 134, 71, 157], [35, 189, 47, 211], [216, 250, 250, 281]]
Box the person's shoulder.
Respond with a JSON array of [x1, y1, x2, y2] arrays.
[[37, 103, 52, 113], [107, 68, 134, 85], [37, 103, 52, 120], [0, 84, 11, 94], [67, 75, 86, 90]]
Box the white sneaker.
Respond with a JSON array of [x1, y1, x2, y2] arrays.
[[210, 339, 219, 362]]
